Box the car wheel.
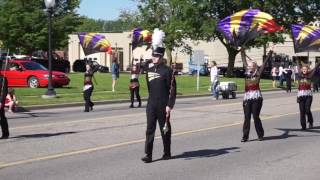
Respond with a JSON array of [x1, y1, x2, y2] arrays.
[[28, 76, 39, 88]]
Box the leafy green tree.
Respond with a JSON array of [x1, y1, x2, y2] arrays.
[[76, 17, 104, 32], [0, 0, 81, 54], [135, 0, 193, 65], [188, 0, 320, 76], [135, 0, 320, 76]]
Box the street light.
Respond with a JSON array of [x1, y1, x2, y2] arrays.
[[42, 0, 56, 98]]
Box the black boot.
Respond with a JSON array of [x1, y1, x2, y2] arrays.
[[129, 104, 134, 108], [141, 155, 152, 163], [161, 153, 171, 160], [138, 101, 141, 107]]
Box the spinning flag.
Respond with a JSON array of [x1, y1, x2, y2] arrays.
[[217, 9, 283, 47], [78, 33, 113, 56], [291, 24, 320, 53], [131, 28, 152, 50]]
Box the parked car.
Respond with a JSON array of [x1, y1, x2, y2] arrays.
[[188, 63, 209, 76], [0, 60, 70, 88], [73, 59, 109, 73], [31, 58, 70, 73]]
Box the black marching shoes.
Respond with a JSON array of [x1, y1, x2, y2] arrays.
[[141, 155, 152, 163], [161, 153, 171, 160]]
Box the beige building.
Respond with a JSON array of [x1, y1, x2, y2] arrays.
[[68, 32, 320, 72]]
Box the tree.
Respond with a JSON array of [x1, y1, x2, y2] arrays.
[[135, 0, 320, 76], [0, 0, 81, 54], [192, 0, 320, 76], [135, 0, 193, 65]]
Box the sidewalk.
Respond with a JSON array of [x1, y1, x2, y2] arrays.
[[20, 88, 284, 111]]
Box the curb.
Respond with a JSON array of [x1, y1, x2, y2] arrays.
[[21, 88, 284, 111]]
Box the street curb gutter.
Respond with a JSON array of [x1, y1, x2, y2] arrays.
[[22, 88, 283, 111]]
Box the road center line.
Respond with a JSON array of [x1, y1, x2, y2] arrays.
[[1, 108, 318, 169]]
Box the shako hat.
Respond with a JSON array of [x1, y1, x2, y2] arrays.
[[152, 28, 165, 57]]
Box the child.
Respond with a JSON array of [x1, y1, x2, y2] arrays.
[[5, 88, 18, 113]]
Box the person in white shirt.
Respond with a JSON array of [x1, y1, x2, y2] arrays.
[[278, 65, 284, 87], [210, 61, 219, 99]]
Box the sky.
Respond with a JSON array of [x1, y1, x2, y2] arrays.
[[77, 0, 138, 20]]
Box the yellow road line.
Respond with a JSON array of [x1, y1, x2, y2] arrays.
[[11, 101, 243, 131], [11, 93, 303, 131], [1, 109, 318, 169]]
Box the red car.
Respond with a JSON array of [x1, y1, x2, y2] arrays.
[[0, 60, 70, 88]]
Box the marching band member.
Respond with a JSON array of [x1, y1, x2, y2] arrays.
[[240, 46, 274, 142], [129, 65, 141, 108], [141, 29, 176, 163], [0, 75, 9, 139], [83, 63, 97, 112], [296, 60, 320, 130]]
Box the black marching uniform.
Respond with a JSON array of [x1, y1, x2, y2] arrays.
[[0, 76, 9, 139], [142, 61, 176, 163], [83, 69, 95, 112]]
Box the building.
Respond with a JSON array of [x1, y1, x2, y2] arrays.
[[68, 32, 320, 73]]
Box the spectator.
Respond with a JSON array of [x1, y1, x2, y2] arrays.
[[283, 66, 293, 93], [294, 65, 299, 83], [5, 88, 18, 113], [278, 65, 284, 87], [210, 61, 219, 100], [111, 55, 120, 92], [271, 66, 278, 88]]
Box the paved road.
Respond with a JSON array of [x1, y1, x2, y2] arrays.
[[1, 91, 320, 180]]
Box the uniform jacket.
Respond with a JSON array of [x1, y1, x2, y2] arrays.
[[146, 63, 176, 108]]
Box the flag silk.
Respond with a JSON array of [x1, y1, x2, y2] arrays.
[[78, 33, 112, 56], [217, 9, 283, 48], [132, 28, 152, 50], [291, 24, 320, 53]]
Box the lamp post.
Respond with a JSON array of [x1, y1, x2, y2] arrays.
[[43, 0, 56, 98]]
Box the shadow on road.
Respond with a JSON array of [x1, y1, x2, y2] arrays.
[[12, 131, 76, 139], [171, 147, 240, 160], [259, 127, 320, 141]]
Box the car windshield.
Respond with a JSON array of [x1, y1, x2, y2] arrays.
[[21, 62, 47, 70]]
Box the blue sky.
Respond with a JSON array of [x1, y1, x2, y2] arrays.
[[77, 0, 138, 20]]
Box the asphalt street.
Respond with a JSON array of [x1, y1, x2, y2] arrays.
[[1, 90, 320, 180]]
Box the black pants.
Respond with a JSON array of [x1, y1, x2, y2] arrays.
[[286, 77, 292, 92], [0, 108, 9, 137], [83, 86, 94, 112], [145, 102, 171, 156], [130, 86, 141, 105], [298, 96, 313, 128], [243, 98, 264, 139], [313, 79, 319, 92]]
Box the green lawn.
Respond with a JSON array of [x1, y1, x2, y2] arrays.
[[14, 73, 276, 106]]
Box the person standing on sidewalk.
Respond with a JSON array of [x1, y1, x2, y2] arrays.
[[111, 55, 119, 92], [271, 66, 278, 88], [141, 43, 177, 163], [240, 46, 274, 142], [210, 61, 219, 99], [0, 75, 8, 139], [283, 66, 293, 93], [129, 65, 141, 108], [296, 61, 320, 130]]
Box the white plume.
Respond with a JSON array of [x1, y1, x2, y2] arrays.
[[152, 28, 165, 49]]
